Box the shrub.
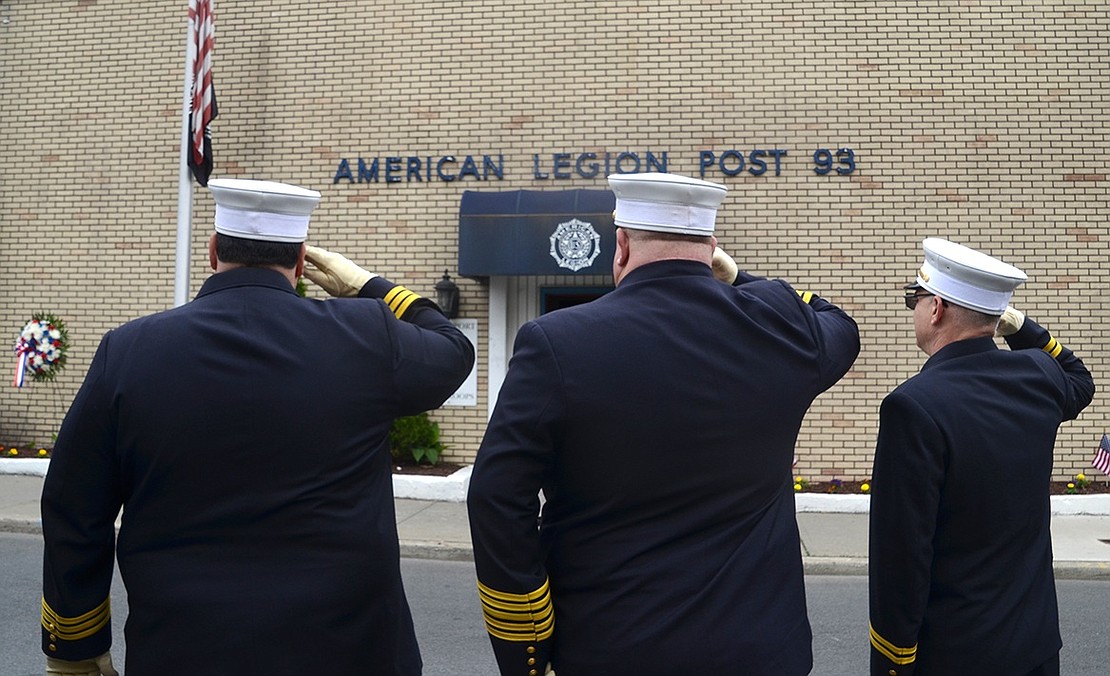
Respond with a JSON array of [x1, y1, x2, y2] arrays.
[[389, 413, 444, 465]]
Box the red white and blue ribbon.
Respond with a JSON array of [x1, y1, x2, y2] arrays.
[[13, 349, 28, 387]]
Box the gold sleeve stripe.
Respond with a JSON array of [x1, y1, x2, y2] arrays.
[[481, 604, 554, 626], [478, 585, 552, 618], [479, 590, 552, 615], [482, 604, 555, 633], [869, 623, 916, 665], [42, 597, 110, 641], [485, 615, 555, 642], [797, 290, 815, 304], [383, 286, 422, 319], [1042, 336, 1063, 359], [479, 588, 553, 619], [477, 579, 555, 642]]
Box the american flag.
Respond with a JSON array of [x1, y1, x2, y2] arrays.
[[1093, 434, 1110, 476], [187, 0, 217, 186]]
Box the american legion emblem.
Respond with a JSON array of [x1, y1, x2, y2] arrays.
[[549, 218, 601, 272]]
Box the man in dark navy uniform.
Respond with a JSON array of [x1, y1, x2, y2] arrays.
[[467, 172, 860, 676], [40, 179, 474, 675], [869, 238, 1094, 676]]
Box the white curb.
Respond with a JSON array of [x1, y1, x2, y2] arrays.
[[0, 458, 49, 476], [1048, 494, 1110, 516], [794, 492, 1110, 516], [3, 460, 1107, 513], [795, 493, 871, 514], [392, 465, 472, 502]]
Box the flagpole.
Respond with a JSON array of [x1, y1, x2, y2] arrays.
[[174, 10, 195, 308]]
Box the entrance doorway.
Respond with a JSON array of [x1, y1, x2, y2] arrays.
[[540, 286, 613, 314]]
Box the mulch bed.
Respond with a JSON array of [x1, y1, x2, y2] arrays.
[[1048, 480, 1110, 495], [391, 461, 464, 477]]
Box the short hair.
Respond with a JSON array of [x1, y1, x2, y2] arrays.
[[947, 301, 1002, 332], [215, 233, 301, 269], [621, 227, 713, 246]]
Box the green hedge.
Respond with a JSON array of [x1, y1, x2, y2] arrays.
[[389, 413, 444, 465]]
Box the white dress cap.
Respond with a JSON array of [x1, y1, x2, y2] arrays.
[[608, 172, 727, 236], [914, 237, 1027, 314], [208, 178, 321, 243]]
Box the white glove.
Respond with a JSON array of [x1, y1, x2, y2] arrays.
[[995, 306, 1025, 337], [45, 652, 118, 676], [303, 245, 376, 297], [711, 247, 738, 284]]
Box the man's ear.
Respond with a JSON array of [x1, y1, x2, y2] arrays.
[[615, 228, 630, 265], [294, 243, 307, 279], [208, 233, 219, 271], [930, 295, 946, 324]]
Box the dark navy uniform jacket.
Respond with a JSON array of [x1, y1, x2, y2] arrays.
[[468, 259, 860, 676], [869, 318, 1094, 675], [41, 267, 474, 675]]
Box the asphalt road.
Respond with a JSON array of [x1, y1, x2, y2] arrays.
[[3, 533, 1108, 675]]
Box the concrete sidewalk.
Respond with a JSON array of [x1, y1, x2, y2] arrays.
[[4, 473, 1110, 578]]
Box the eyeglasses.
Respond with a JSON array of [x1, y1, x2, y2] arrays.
[[904, 292, 934, 310]]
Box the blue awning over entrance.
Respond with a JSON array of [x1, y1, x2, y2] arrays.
[[458, 189, 615, 277]]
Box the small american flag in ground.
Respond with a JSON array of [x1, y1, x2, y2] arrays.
[[1092, 434, 1110, 476], [188, 0, 217, 186]]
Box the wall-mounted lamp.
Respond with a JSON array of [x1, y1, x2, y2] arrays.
[[435, 270, 460, 319]]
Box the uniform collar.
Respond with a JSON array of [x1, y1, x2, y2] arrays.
[[195, 267, 299, 299], [921, 335, 998, 371]]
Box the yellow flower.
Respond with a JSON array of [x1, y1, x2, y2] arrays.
[[1076, 473, 1086, 481], [1067, 482, 1075, 489], [794, 476, 803, 483], [860, 483, 870, 493], [37, 448, 48, 457], [7, 448, 17, 456], [794, 483, 802, 492]]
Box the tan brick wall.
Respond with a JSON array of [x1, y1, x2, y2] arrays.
[[1, 1, 1106, 481]]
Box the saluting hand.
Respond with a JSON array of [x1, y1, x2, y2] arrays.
[[995, 305, 1025, 337], [303, 245, 377, 297], [711, 246, 739, 284], [45, 652, 118, 676]]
